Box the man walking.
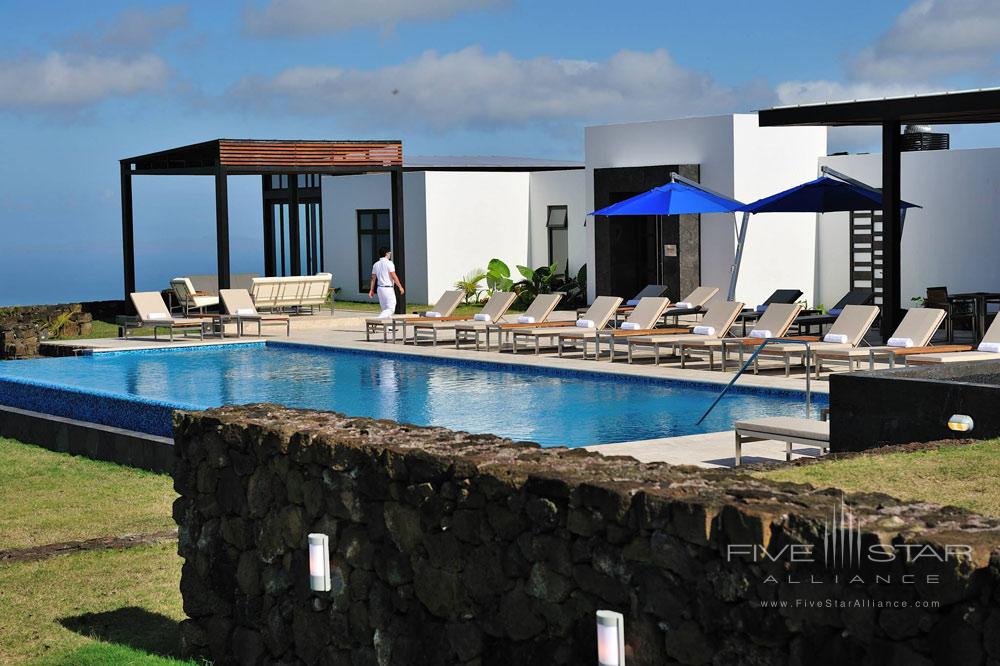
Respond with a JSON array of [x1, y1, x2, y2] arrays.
[[368, 246, 404, 319]]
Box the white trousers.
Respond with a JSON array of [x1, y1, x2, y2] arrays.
[[377, 286, 396, 319]]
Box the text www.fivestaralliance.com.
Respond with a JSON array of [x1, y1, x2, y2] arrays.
[[754, 599, 941, 609]]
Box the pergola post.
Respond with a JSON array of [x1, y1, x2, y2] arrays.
[[390, 168, 407, 314], [881, 121, 902, 342], [215, 165, 231, 290], [288, 175, 301, 275], [120, 162, 136, 300]]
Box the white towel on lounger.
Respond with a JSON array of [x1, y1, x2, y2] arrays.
[[576, 319, 595, 328], [473, 313, 491, 322], [516, 315, 535, 324], [236, 308, 255, 316], [674, 302, 693, 309], [620, 322, 641, 330], [424, 311, 442, 317], [979, 342, 1000, 354], [693, 325, 715, 336], [887, 337, 914, 348], [149, 312, 169, 320], [824, 333, 848, 344], [749, 329, 771, 339]]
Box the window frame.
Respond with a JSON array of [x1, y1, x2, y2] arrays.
[[546, 205, 569, 271], [357, 209, 392, 291]]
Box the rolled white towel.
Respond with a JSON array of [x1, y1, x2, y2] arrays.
[[576, 319, 595, 329], [887, 337, 914, 348], [148, 312, 169, 320], [424, 311, 443, 318], [749, 329, 772, 339], [235, 308, 256, 316], [516, 315, 536, 324], [620, 322, 641, 330], [692, 325, 715, 336], [674, 302, 694, 309], [978, 341, 1000, 354], [823, 333, 848, 344], [626, 299, 640, 306], [473, 313, 492, 322]]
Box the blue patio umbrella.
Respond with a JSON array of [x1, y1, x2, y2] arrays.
[[589, 180, 745, 216], [726, 170, 921, 299]]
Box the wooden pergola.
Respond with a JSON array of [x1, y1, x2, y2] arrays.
[[759, 88, 1000, 341], [120, 138, 407, 311]]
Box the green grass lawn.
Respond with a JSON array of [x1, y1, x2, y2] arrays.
[[757, 438, 1000, 518], [0, 439, 176, 551], [53, 319, 153, 341]]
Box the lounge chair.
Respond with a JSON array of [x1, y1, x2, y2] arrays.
[[735, 289, 803, 335], [660, 286, 720, 324], [558, 297, 671, 360], [677, 303, 803, 371], [792, 288, 874, 335], [734, 416, 829, 466], [753, 305, 880, 377], [123, 292, 209, 341], [813, 307, 948, 375], [408, 292, 518, 346], [365, 290, 464, 342], [907, 315, 1000, 365], [576, 284, 669, 318], [454, 293, 563, 351], [170, 277, 220, 315], [625, 301, 745, 365], [507, 296, 623, 355], [220, 289, 290, 337]]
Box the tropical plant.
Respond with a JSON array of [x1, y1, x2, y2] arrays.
[[484, 258, 514, 294], [482, 258, 588, 309], [455, 268, 487, 304]]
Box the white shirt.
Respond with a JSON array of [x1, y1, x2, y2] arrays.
[[372, 257, 395, 287]]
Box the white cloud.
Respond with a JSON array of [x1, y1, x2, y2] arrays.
[[229, 46, 765, 130], [849, 0, 1000, 82], [245, 0, 507, 36], [774, 80, 936, 107], [63, 4, 190, 53], [0, 53, 170, 109]]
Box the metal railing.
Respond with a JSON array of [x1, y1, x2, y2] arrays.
[[696, 338, 813, 424]]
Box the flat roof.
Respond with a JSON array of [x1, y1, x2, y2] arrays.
[[122, 138, 403, 175], [759, 87, 1000, 127], [403, 155, 583, 171]]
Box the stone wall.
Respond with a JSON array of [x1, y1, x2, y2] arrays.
[[0, 303, 92, 359], [174, 405, 1000, 666]]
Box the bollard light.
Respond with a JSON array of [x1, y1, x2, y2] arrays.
[[596, 610, 625, 666], [948, 414, 974, 433], [308, 533, 330, 592]]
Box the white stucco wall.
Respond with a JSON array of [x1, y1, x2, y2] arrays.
[[584, 115, 738, 303], [732, 115, 827, 308], [320, 172, 430, 304], [423, 171, 531, 302], [528, 169, 587, 273], [818, 147, 1000, 310]]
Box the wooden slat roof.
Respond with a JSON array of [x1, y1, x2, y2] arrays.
[[122, 139, 403, 173]]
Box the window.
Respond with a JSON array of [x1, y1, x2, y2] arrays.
[[357, 209, 391, 291], [546, 205, 569, 273]]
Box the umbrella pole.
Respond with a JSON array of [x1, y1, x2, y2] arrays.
[[727, 211, 751, 301]]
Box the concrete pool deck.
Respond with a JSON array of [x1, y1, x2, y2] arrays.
[[38, 312, 837, 468]]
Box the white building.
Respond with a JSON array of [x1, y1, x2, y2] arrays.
[[319, 112, 994, 314], [321, 158, 585, 305]]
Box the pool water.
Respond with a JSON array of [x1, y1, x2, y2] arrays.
[[0, 343, 823, 447]]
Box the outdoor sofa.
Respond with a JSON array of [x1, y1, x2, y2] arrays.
[[250, 274, 333, 313]]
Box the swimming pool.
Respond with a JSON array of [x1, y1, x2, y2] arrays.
[[0, 342, 824, 447]]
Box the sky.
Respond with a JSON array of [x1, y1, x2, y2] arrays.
[[2, 0, 1000, 306]]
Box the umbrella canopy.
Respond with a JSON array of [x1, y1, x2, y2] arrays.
[[590, 181, 745, 216], [741, 176, 920, 213]]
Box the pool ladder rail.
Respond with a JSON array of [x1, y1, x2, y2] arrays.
[[697, 338, 813, 425]]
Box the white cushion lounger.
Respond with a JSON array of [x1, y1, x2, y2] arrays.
[[753, 305, 880, 377], [408, 292, 517, 346], [170, 277, 220, 315], [508, 296, 623, 355], [625, 301, 745, 365], [365, 290, 464, 342], [734, 416, 830, 466], [907, 315, 1000, 365], [124, 292, 209, 342], [813, 307, 946, 375], [454, 293, 563, 351], [675, 303, 803, 371], [220, 289, 290, 337], [557, 297, 671, 360]]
